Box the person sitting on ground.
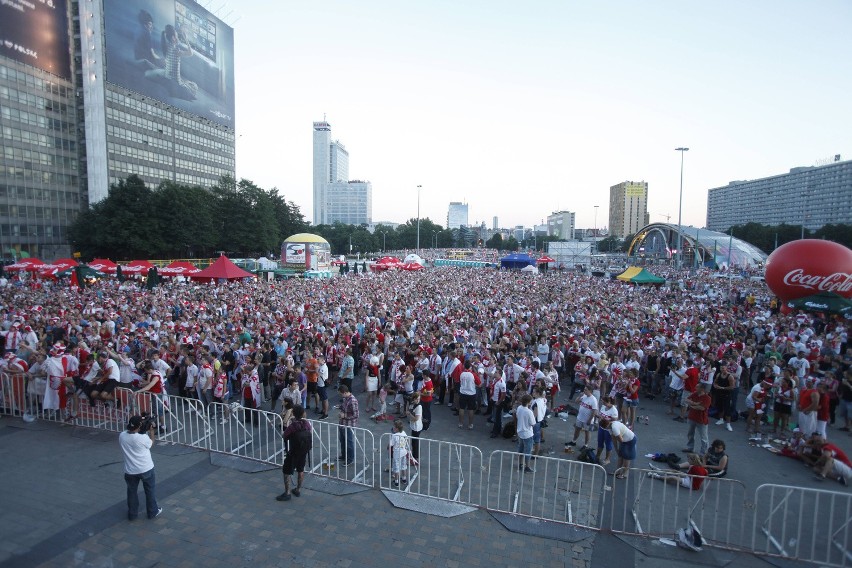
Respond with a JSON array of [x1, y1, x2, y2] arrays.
[[813, 440, 851, 486], [702, 439, 729, 478], [650, 453, 708, 490]]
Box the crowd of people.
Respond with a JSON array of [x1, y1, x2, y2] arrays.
[[1, 262, 850, 488]]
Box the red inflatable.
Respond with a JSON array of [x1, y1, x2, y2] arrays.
[[764, 239, 852, 301]]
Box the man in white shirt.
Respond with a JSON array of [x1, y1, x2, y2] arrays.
[[516, 394, 536, 473], [119, 415, 161, 520], [488, 372, 507, 438], [458, 361, 480, 429]]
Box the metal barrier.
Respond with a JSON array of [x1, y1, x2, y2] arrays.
[[378, 433, 484, 506], [307, 418, 375, 488], [208, 402, 285, 465], [607, 466, 749, 548], [1, 372, 28, 418], [752, 484, 852, 568], [157, 394, 213, 449], [486, 451, 608, 529]]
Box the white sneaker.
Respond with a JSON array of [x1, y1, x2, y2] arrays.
[[725, 423, 732, 432], [715, 418, 725, 426]]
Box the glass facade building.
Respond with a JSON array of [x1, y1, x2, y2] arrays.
[[628, 223, 768, 268], [706, 159, 852, 232], [312, 120, 371, 226]]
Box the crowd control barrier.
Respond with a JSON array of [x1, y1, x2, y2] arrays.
[[379, 434, 484, 507], [208, 403, 285, 465], [751, 484, 852, 568], [307, 418, 375, 487], [486, 450, 607, 529]]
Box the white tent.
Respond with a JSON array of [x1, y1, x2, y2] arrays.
[[256, 256, 278, 270], [403, 253, 425, 266], [521, 264, 538, 273]]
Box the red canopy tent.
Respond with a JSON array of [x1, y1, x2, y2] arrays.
[[536, 256, 555, 263], [400, 262, 424, 271], [88, 258, 117, 273], [37, 258, 78, 277], [192, 256, 255, 282], [122, 260, 155, 275], [160, 261, 200, 277], [376, 256, 402, 266], [5, 258, 44, 272]]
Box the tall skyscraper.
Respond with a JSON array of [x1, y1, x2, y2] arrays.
[[313, 121, 371, 226], [447, 202, 468, 229], [0, 0, 236, 258], [609, 181, 649, 238], [706, 158, 851, 231]]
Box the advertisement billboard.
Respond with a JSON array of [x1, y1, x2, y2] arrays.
[[103, 0, 235, 127], [0, 0, 71, 79], [284, 243, 306, 264]]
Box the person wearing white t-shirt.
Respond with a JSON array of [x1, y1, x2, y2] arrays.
[[601, 417, 637, 479], [567, 385, 598, 449], [119, 415, 161, 520], [515, 394, 536, 473], [596, 395, 619, 465]]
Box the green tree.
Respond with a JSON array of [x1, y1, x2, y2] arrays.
[[504, 236, 519, 252], [485, 233, 504, 250], [153, 181, 216, 257]]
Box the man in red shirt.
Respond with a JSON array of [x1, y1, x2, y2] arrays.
[[814, 437, 851, 486], [677, 359, 701, 422], [683, 383, 711, 455]]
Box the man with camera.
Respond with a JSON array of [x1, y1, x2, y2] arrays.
[[119, 414, 162, 520]]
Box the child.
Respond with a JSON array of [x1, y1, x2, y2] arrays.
[[372, 383, 389, 421], [389, 419, 410, 487]]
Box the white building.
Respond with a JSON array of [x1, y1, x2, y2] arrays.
[[313, 121, 371, 226], [447, 202, 469, 229], [547, 211, 575, 240]]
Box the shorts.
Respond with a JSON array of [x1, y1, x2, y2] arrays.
[[533, 422, 542, 444], [618, 436, 637, 461], [307, 382, 318, 394], [832, 458, 852, 482], [774, 402, 792, 416], [679, 477, 693, 490], [575, 417, 596, 432], [680, 390, 692, 407], [624, 398, 639, 408], [458, 393, 476, 411], [597, 427, 613, 451], [317, 385, 328, 401], [283, 451, 308, 475], [96, 379, 119, 393], [517, 435, 533, 457]]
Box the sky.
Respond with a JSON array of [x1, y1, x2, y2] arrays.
[[219, 0, 852, 231]]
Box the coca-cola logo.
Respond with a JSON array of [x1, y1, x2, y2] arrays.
[[765, 240, 852, 302], [782, 269, 852, 293]]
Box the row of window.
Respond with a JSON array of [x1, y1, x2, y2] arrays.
[[108, 160, 174, 183], [175, 172, 220, 187], [0, 85, 72, 117], [106, 89, 172, 120], [0, 185, 81, 204], [0, 224, 64, 238], [0, 165, 77, 186], [0, 65, 72, 99], [0, 106, 75, 134], [1, 125, 76, 152], [108, 143, 174, 166], [2, 146, 77, 171], [106, 125, 172, 151], [174, 113, 234, 140], [175, 143, 235, 168], [106, 107, 173, 136], [0, 205, 73, 222], [174, 127, 234, 155], [175, 158, 231, 177]]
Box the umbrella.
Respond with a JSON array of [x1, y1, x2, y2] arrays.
[[376, 256, 402, 266], [5, 258, 44, 272], [56, 265, 105, 280], [537, 256, 555, 263], [89, 258, 117, 273], [160, 261, 200, 276], [400, 262, 424, 271], [786, 292, 852, 315], [122, 260, 155, 275]]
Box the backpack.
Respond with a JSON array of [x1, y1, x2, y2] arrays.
[[501, 421, 516, 439], [288, 421, 312, 453], [577, 447, 598, 465]]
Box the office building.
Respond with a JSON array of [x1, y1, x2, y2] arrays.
[[492, 216, 498, 230], [706, 158, 852, 231], [0, 0, 236, 259], [609, 181, 649, 238], [313, 121, 371, 226], [447, 201, 468, 229], [546, 210, 575, 240]]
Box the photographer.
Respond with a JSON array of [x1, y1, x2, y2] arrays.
[[119, 415, 162, 520]]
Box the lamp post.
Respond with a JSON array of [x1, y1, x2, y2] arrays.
[[416, 185, 422, 253], [379, 230, 388, 252], [675, 147, 689, 269], [593, 205, 599, 254], [432, 230, 438, 249]]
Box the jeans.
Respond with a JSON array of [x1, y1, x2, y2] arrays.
[[338, 425, 354, 462], [125, 468, 158, 519], [686, 420, 709, 455], [729, 387, 740, 419], [421, 400, 432, 431], [491, 403, 503, 436], [517, 436, 533, 461]]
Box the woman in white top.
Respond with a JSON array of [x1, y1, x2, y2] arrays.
[[406, 392, 423, 460], [601, 417, 637, 479]]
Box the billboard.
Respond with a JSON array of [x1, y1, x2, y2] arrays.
[[103, 0, 235, 127], [0, 0, 71, 79], [284, 243, 306, 264]]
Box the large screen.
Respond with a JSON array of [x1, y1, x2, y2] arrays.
[[103, 0, 235, 127], [0, 0, 71, 79]]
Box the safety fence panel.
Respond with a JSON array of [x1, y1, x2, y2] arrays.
[[378, 434, 484, 506], [751, 484, 852, 568], [607, 466, 749, 549], [486, 451, 607, 529], [1, 372, 28, 418], [307, 418, 375, 488], [157, 395, 213, 450], [207, 403, 285, 465]]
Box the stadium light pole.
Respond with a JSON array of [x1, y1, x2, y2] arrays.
[[416, 185, 422, 253], [379, 230, 388, 252], [593, 205, 599, 254], [675, 147, 689, 269]]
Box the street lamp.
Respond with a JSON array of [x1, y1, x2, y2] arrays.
[[379, 230, 388, 252], [675, 147, 689, 269], [593, 205, 599, 254], [432, 230, 438, 249], [416, 185, 422, 253]]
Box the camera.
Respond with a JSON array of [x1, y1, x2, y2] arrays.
[[134, 413, 156, 433]]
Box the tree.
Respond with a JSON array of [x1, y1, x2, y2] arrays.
[[504, 236, 519, 252], [597, 235, 620, 253], [153, 181, 216, 257], [485, 233, 503, 250]]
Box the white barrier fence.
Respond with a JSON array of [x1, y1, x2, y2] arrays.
[[486, 451, 607, 529], [752, 484, 852, 568], [378, 433, 484, 506], [606, 466, 749, 548], [3, 371, 852, 566]]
